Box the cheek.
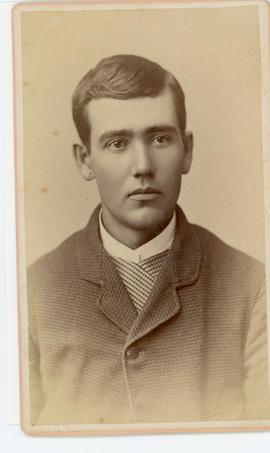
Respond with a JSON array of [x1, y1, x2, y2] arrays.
[[160, 156, 183, 181], [158, 157, 183, 197], [93, 167, 123, 200]]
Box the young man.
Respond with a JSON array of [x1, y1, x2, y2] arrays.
[[27, 55, 270, 426]]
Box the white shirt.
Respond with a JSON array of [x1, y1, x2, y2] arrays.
[[99, 210, 176, 264]]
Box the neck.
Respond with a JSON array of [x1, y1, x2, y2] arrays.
[[101, 209, 173, 250]]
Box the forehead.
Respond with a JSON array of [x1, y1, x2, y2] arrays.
[[86, 89, 179, 139]]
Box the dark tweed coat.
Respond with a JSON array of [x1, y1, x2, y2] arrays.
[[27, 206, 270, 426]]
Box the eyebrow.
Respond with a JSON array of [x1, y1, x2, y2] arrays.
[[98, 124, 179, 144], [99, 129, 133, 144], [144, 125, 179, 136]]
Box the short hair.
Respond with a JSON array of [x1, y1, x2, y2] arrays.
[[72, 54, 186, 148]]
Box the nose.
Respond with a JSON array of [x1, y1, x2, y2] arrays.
[[131, 140, 154, 178]]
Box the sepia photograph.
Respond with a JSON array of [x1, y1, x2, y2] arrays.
[[12, 0, 270, 435]]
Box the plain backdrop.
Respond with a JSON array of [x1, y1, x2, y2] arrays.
[[2, 0, 270, 451], [19, 4, 266, 265]]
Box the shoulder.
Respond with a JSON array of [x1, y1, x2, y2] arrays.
[[27, 229, 83, 291], [192, 223, 263, 268], [190, 223, 265, 291], [27, 204, 101, 304]]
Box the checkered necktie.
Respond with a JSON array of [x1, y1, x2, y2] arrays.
[[112, 251, 168, 312]]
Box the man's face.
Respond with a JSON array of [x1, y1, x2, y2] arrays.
[[84, 88, 192, 243]]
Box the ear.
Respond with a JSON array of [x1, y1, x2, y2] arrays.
[[73, 144, 95, 181], [182, 131, 193, 175]]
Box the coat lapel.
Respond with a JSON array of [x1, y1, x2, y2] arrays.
[[126, 207, 202, 344], [76, 205, 137, 333], [97, 252, 138, 333]]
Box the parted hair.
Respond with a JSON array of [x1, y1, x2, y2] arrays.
[[72, 54, 187, 148]]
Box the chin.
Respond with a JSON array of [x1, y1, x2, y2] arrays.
[[126, 206, 173, 233]]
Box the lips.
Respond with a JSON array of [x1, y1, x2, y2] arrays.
[[128, 187, 161, 201], [129, 187, 161, 196]]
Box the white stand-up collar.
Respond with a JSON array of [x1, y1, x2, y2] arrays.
[[99, 209, 176, 264]]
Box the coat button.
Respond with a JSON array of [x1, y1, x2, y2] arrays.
[[125, 347, 139, 360]]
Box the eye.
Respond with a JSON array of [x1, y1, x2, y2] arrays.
[[150, 135, 172, 148], [105, 139, 128, 151]]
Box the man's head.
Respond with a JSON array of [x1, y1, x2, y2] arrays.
[[72, 55, 193, 248]]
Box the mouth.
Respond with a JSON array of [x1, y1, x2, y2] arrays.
[[128, 187, 161, 201]]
